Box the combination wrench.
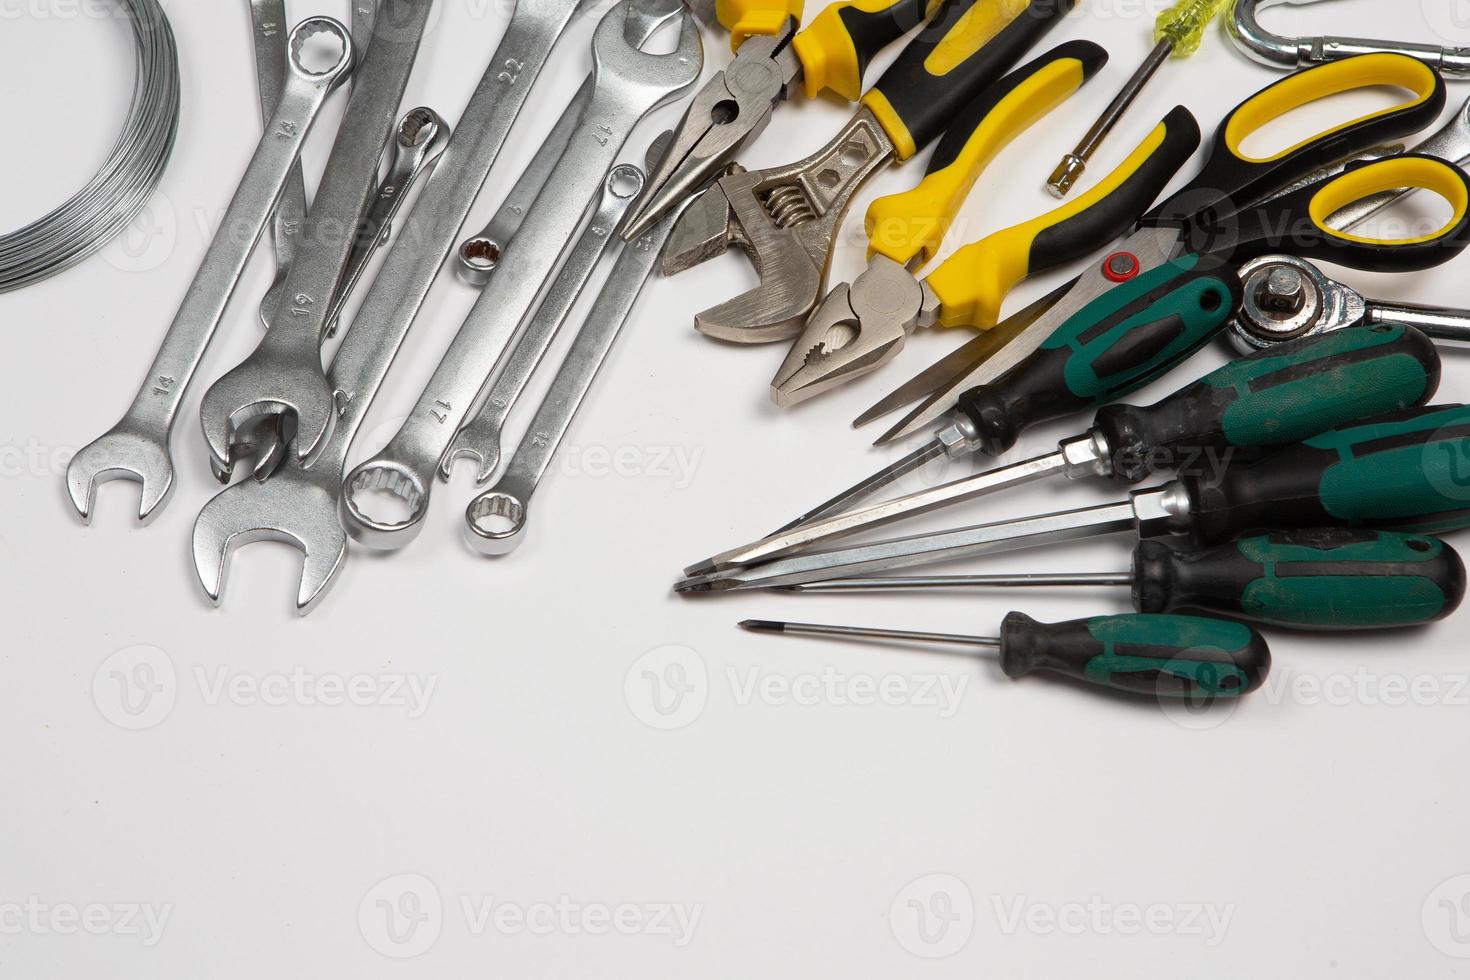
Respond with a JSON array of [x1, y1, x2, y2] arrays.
[[66, 18, 353, 526], [199, 0, 435, 477], [463, 182, 690, 555], [191, 0, 618, 611], [340, 2, 702, 552], [444, 162, 647, 481], [225, 106, 452, 485], [453, 0, 680, 287]]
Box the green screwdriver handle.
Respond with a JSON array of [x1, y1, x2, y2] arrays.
[[999, 612, 1270, 698], [1133, 529, 1467, 629], [955, 254, 1241, 456], [1093, 324, 1442, 485], [1179, 403, 1470, 544]]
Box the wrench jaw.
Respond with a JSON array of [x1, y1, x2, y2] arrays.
[[199, 349, 339, 476], [339, 457, 433, 551], [65, 420, 175, 526], [192, 464, 348, 615], [442, 420, 501, 486], [463, 491, 530, 556]]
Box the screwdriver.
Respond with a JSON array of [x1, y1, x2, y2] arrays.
[[740, 612, 1272, 699], [783, 529, 1469, 631], [676, 403, 1470, 592], [1047, 0, 1230, 198], [687, 323, 1442, 574]]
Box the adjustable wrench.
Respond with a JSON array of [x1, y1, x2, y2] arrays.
[[453, 0, 682, 287], [464, 182, 690, 556], [191, 0, 622, 611], [200, 0, 435, 476], [66, 19, 353, 525], [445, 163, 647, 481], [340, 3, 701, 552]]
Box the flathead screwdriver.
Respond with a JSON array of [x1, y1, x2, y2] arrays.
[[741, 612, 1272, 699], [1047, 0, 1230, 197], [785, 529, 1469, 631], [677, 403, 1470, 593], [687, 323, 1441, 574]]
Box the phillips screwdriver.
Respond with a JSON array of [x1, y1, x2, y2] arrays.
[[740, 612, 1272, 699], [688, 323, 1441, 574], [676, 403, 1470, 592], [1047, 0, 1230, 197], [783, 529, 1469, 631]]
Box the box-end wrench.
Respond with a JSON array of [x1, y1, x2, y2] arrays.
[[340, 4, 701, 552], [444, 162, 647, 481], [199, 0, 435, 478], [225, 107, 452, 485], [453, 0, 683, 287], [190, 0, 607, 611], [65, 19, 353, 526], [463, 183, 690, 555]]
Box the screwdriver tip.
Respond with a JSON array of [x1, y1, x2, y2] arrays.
[[682, 559, 717, 578], [738, 619, 787, 634], [674, 574, 733, 594]]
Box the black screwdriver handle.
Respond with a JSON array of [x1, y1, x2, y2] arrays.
[[1175, 403, 1470, 544], [1133, 529, 1467, 630], [999, 613, 1270, 699], [1093, 324, 1442, 485]]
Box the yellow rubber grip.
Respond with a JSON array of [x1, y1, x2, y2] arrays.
[[1310, 156, 1470, 247], [864, 53, 1090, 266], [925, 120, 1170, 330], [1224, 54, 1439, 165], [718, 0, 804, 50], [793, 0, 942, 100], [926, 0, 1029, 76]]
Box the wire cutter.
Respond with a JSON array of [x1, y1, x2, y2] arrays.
[[859, 52, 1460, 445], [770, 45, 1202, 405], [622, 0, 944, 240], [660, 0, 1079, 342]]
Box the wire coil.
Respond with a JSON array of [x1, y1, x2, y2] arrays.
[[0, 0, 180, 292]]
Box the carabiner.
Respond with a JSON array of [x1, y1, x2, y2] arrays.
[[1229, 0, 1470, 77]]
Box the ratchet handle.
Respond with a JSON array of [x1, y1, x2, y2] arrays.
[[794, 0, 932, 100], [1134, 530, 1467, 630], [1143, 53, 1447, 228], [926, 104, 1200, 330], [1178, 403, 1470, 545], [718, 0, 804, 49], [1094, 324, 1442, 485], [865, 40, 1108, 266], [954, 256, 1240, 457], [863, 0, 1077, 160], [999, 613, 1270, 699]]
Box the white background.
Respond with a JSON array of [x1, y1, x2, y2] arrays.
[[4, 0, 1470, 975]]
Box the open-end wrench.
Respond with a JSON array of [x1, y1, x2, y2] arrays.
[[444, 162, 647, 480], [463, 183, 689, 555], [249, 0, 309, 330], [453, 0, 682, 287], [225, 107, 452, 485], [190, 0, 610, 611], [199, 0, 435, 477], [65, 19, 353, 526], [340, 3, 701, 552]]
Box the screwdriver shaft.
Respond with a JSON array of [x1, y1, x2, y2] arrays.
[[786, 572, 1134, 591], [1048, 39, 1173, 197], [740, 619, 1000, 649], [769, 439, 948, 536]]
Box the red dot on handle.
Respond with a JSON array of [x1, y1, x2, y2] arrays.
[[1103, 252, 1140, 283]]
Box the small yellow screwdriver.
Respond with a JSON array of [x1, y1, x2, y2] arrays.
[[1047, 0, 1229, 197]]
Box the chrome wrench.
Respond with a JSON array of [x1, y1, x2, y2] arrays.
[[454, 0, 681, 287], [340, 3, 701, 552], [444, 163, 647, 480], [463, 185, 687, 555], [190, 0, 609, 611], [66, 19, 353, 525], [200, 0, 435, 476], [225, 107, 452, 485]]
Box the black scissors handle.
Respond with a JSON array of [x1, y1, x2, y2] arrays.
[[1143, 53, 1447, 230]]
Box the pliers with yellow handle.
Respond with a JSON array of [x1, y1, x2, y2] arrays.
[[770, 56, 1201, 406], [622, 0, 950, 241]]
